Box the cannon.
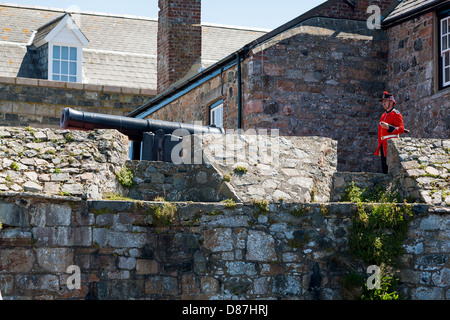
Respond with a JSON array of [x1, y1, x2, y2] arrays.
[[60, 108, 224, 162]]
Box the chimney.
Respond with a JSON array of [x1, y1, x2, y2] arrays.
[[157, 0, 202, 94]]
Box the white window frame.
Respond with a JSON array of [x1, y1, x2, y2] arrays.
[[441, 15, 450, 88], [210, 101, 224, 128], [48, 43, 82, 83]]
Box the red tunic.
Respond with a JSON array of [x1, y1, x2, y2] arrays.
[[375, 108, 404, 157]]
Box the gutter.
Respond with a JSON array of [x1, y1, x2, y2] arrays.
[[127, 45, 250, 118]]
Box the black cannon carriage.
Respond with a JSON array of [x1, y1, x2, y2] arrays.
[[60, 108, 224, 162]]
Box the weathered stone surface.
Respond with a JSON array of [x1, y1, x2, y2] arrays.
[[118, 257, 137, 270], [108, 231, 148, 248], [411, 287, 444, 300], [419, 215, 444, 231], [0, 135, 449, 300], [388, 138, 450, 207], [200, 276, 219, 294], [125, 160, 237, 202], [246, 230, 276, 261], [36, 248, 74, 273], [38, 204, 72, 226], [200, 134, 337, 203], [93, 228, 108, 247], [16, 274, 59, 292], [0, 127, 129, 199], [0, 194, 446, 300], [0, 203, 29, 227], [432, 268, 450, 287], [61, 183, 84, 196], [203, 228, 233, 252], [272, 275, 302, 296], [136, 260, 159, 275], [23, 181, 43, 192], [0, 249, 34, 272]]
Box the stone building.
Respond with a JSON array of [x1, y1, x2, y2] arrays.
[[129, 0, 450, 173], [1, 0, 449, 172], [0, 2, 268, 127], [383, 0, 450, 138]]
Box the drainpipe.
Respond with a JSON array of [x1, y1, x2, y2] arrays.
[[236, 52, 242, 130]]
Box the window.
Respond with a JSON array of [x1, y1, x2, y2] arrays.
[[439, 9, 450, 88], [210, 101, 224, 128], [52, 45, 78, 82]]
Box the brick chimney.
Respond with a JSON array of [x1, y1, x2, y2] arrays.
[[157, 0, 202, 94]]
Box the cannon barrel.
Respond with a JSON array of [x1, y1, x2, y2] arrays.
[[60, 107, 224, 141]]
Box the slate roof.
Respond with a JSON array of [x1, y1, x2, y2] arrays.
[[31, 13, 68, 46], [383, 0, 447, 25], [0, 3, 269, 90]]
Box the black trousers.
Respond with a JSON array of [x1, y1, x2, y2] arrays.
[[380, 146, 388, 174]]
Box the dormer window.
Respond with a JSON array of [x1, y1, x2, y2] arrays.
[[30, 13, 89, 83]]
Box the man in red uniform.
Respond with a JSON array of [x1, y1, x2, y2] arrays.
[[375, 91, 405, 174]]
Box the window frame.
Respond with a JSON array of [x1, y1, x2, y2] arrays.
[[48, 42, 83, 83], [438, 8, 450, 89], [210, 100, 224, 129]]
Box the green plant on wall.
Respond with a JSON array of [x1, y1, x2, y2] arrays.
[[360, 264, 400, 300], [116, 166, 134, 188], [342, 181, 400, 204], [221, 198, 237, 209], [348, 202, 413, 267], [64, 133, 75, 143], [234, 166, 248, 175], [254, 199, 269, 213], [148, 201, 177, 228], [342, 182, 364, 203], [342, 264, 400, 300], [10, 162, 19, 171], [342, 181, 414, 300]]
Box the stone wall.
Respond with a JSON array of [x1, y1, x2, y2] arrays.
[[388, 138, 450, 208], [0, 129, 449, 300], [330, 171, 391, 202], [386, 11, 450, 138], [199, 133, 337, 203], [124, 160, 238, 202], [105, 133, 338, 204], [0, 77, 155, 128], [0, 193, 441, 300], [143, 17, 389, 173], [0, 127, 129, 199], [243, 17, 388, 173], [144, 65, 240, 129], [399, 206, 450, 299]]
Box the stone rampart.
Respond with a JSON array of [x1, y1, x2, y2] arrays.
[[0, 127, 129, 199], [0, 193, 442, 300], [330, 171, 391, 202], [124, 160, 238, 202], [199, 133, 338, 203], [0, 77, 155, 128], [0, 130, 449, 300], [388, 138, 450, 208]]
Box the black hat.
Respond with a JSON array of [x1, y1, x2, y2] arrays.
[[380, 91, 396, 105]]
